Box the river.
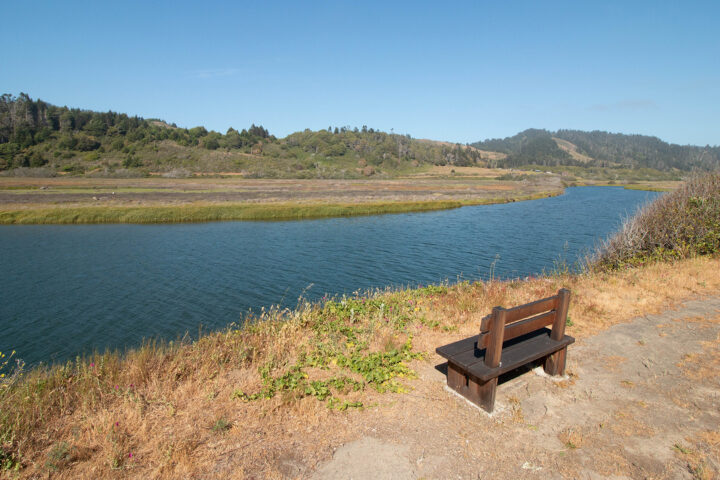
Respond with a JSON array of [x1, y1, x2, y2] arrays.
[[0, 186, 660, 366]]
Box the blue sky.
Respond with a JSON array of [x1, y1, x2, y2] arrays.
[[2, 1, 718, 145]]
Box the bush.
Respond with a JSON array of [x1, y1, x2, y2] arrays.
[[593, 172, 720, 270], [123, 155, 142, 168], [75, 135, 100, 152]]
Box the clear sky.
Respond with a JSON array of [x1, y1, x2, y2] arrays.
[[2, 1, 718, 145]]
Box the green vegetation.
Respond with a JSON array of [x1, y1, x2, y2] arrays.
[[0, 191, 560, 224], [0, 93, 481, 178], [622, 184, 673, 192], [210, 418, 232, 434], [517, 164, 682, 182], [3, 94, 717, 180], [593, 172, 720, 269], [232, 294, 427, 406], [473, 128, 720, 172]]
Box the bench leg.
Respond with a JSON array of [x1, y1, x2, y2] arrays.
[[447, 362, 466, 391], [470, 377, 498, 413], [544, 346, 567, 376], [446, 363, 497, 413]]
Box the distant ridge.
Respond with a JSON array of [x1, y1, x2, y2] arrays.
[[471, 128, 720, 171]]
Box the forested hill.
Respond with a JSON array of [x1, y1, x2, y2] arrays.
[[0, 93, 483, 178], [2, 93, 717, 178], [471, 128, 720, 171]]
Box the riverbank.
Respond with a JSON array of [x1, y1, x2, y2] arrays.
[[1, 256, 718, 477], [0, 176, 565, 224]]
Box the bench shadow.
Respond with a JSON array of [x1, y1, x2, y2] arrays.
[[435, 358, 545, 386]]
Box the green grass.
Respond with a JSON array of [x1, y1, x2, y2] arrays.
[[0, 191, 560, 224], [622, 185, 673, 192]]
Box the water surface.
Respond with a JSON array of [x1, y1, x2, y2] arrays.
[[0, 186, 660, 365]]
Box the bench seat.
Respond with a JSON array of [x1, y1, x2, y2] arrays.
[[436, 328, 574, 382]]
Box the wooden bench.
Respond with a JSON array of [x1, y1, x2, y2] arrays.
[[436, 288, 574, 413]]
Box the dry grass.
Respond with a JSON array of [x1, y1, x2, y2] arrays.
[[1, 257, 719, 478], [593, 172, 720, 269]]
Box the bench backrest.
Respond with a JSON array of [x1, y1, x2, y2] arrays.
[[478, 288, 571, 369]]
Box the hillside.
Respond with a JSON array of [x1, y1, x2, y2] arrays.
[[472, 128, 720, 171], [0, 94, 481, 178], [2, 93, 717, 179]]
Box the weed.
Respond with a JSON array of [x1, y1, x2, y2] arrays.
[[45, 441, 72, 471], [211, 418, 232, 434], [674, 443, 692, 455]]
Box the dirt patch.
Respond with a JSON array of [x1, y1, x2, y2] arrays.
[[311, 297, 720, 479], [311, 437, 415, 480]]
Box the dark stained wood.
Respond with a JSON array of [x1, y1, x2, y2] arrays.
[[473, 377, 498, 412], [501, 310, 556, 344], [437, 288, 574, 413], [484, 307, 506, 368], [550, 288, 571, 341], [480, 294, 558, 331], [445, 362, 497, 411], [475, 311, 554, 350], [544, 346, 568, 376], [449, 330, 574, 382], [447, 362, 467, 391], [436, 334, 481, 359], [502, 295, 558, 324], [479, 314, 492, 333]]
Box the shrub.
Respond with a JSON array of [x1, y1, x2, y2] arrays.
[[593, 172, 720, 270]]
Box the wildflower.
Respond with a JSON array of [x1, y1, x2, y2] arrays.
[[90, 363, 94, 368], [128, 452, 133, 458]]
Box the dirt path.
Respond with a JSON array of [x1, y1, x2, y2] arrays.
[[310, 296, 720, 479]]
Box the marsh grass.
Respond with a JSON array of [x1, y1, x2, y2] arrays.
[[0, 191, 560, 224]]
